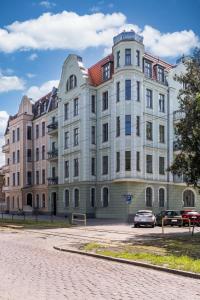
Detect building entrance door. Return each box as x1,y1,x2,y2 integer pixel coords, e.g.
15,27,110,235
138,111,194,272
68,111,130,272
52,192,57,215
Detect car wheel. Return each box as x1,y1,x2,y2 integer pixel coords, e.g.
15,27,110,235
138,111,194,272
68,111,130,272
134,224,138,228
151,224,155,228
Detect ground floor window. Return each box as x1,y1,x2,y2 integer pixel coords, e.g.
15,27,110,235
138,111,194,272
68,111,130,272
35,194,40,208
146,187,153,207
159,188,165,207
91,188,96,208
74,188,79,208
27,193,32,207
102,187,109,207
183,189,195,207
64,189,70,207
42,194,46,208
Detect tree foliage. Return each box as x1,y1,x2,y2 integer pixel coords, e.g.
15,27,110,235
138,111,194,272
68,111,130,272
169,48,200,188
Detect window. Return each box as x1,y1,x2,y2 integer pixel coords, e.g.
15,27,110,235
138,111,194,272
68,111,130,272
136,116,140,136
183,190,195,207
74,188,79,208
42,169,45,184
36,124,39,139
52,167,56,178
64,103,69,120
27,149,32,162
159,94,165,112
125,151,131,171
74,158,79,177
36,148,39,161
91,157,96,176
146,89,153,108
91,126,96,145
157,66,165,83
64,189,70,207
136,50,140,66
27,172,32,185
159,125,165,143
13,152,15,164
91,95,96,113
74,128,79,146
64,161,69,179
36,170,40,185
116,50,120,67
102,123,108,142
66,74,77,91
17,128,20,141
125,80,131,100
116,152,120,172
125,49,131,65
36,194,40,209
91,188,96,208
144,60,152,78
146,187,153,207
146,155,153,173
42,145,45,160
136,152,140,171
42,122,45,136
64,131,69,149
146,122,153,141
13,173,15,186
103,63,110,81
74,98,79,116
116,116,120,137
102,156,108,175
116,82,120,102
17,150,20,163
17,172,20,186
27,126,32,140
42,194,46,208
125,115,131,135
159,157,165,175
102,91,108,111
102,187,109,207
159,188,165,207
136,81,140,101
27,193,32,207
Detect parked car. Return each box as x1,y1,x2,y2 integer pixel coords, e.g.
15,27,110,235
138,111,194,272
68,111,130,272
180,210,200,226
134,210,156,228
156,210,182,226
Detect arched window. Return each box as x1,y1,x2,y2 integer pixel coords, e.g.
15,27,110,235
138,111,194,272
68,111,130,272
74,188,79,208
183,190,195,207
159,188,165,207
66,75,77,91
42,194,46,208
64,189,70,207
146,187,153,207
102,187,109,207
27,193,32,207
91,188,96,208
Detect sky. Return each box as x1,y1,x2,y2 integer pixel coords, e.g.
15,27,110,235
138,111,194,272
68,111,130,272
0,0,199,164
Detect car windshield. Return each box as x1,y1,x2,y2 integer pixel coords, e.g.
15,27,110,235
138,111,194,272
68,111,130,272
137,211,152,216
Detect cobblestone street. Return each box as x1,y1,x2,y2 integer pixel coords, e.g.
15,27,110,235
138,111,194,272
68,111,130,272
0,227,200,300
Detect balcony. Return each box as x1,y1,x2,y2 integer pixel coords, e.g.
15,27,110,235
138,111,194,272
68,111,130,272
173,110,185,121
47,177,58,185
2,185,10,192
47,121,58,134
47,149,58,160
2,143,10,153
2,165,10,174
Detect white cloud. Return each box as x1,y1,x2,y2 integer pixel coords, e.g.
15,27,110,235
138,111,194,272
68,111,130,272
0,11,198,58
26,73,36,78
39,1,56,9
0,75,25,93
26,79,59,101
0,111,9,166
28,53,38,61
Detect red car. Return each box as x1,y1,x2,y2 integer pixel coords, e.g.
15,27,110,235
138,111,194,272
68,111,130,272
180,210,200,226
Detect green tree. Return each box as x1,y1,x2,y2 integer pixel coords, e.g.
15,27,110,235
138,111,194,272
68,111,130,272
169,48,200,188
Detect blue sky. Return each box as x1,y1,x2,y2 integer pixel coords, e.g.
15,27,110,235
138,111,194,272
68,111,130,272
0,0,199,149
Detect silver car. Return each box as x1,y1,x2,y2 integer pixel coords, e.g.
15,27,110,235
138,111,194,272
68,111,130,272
134,210,156,228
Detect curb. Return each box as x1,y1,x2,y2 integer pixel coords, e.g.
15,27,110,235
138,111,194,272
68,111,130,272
54,246,200,280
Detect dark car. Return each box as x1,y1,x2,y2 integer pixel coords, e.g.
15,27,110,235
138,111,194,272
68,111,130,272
180,210,200,226
156,210,182,226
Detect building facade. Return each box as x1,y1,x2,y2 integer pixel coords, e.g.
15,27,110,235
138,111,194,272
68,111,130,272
3,31,200,219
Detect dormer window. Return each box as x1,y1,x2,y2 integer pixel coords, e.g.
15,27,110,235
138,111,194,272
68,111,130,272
66,74,77,91
157,66,165,83
144,60,152,78
102,63,111,81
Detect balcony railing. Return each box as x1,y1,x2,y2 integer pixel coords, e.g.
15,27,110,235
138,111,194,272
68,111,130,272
47,149,58,160
47,177,58,185
2,165,10,174
2,143,10,153
47,121,58,134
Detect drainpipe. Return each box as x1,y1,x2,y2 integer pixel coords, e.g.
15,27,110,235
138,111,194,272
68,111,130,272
167,87,170,210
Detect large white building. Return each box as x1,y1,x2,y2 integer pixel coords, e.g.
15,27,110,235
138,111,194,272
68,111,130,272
46,31,200,219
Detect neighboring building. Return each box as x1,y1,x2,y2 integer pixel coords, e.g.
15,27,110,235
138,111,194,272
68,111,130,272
3,31,199,219
0,168,5,210
2,89,58,213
